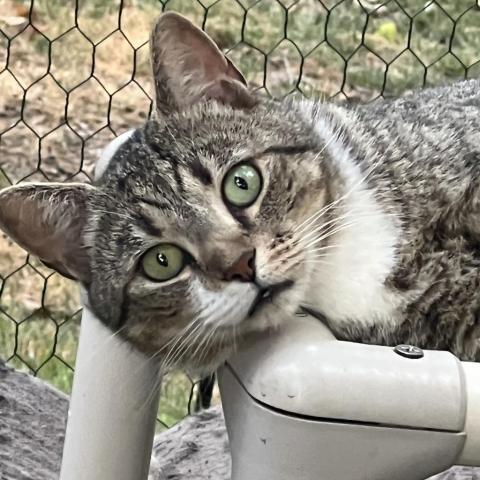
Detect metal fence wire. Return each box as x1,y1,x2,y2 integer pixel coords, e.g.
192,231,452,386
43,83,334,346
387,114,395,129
0,0,479,428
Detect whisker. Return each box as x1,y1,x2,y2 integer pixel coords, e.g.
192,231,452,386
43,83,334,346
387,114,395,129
301,219,362,251
162,319,205,371
293,210,355,247
293,152,383,236
302,211,399,252
188,324,215,363
115,320,200,403
301,258,337,267
293,196,342,236
307,244,341,254
197,325,219,369
151,319,200,364
295,208,397,247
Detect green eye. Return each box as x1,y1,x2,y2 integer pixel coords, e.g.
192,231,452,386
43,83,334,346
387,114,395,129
223,164,262,208
141,244,185,282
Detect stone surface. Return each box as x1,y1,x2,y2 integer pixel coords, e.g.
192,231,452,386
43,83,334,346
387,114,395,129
0,361,67,480
0,359,478,480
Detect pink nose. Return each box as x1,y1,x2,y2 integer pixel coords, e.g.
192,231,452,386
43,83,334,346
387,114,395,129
223,250,255,282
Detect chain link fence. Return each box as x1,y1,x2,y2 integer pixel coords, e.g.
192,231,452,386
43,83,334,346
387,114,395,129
0,0,479,429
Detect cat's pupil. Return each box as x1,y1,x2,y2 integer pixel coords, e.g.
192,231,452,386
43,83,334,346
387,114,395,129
157,253,169,267
235,176,248,190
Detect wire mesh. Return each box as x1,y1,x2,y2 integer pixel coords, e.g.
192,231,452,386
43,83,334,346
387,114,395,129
0,0,479,429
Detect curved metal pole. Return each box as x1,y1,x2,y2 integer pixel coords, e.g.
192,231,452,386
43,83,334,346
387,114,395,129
59,304,161,480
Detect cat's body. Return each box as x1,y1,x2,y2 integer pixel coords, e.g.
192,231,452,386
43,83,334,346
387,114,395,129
0,13,479,370
305,81,480,360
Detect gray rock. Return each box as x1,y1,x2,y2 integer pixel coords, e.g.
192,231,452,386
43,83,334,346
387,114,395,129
0,361,68,480
149,408,230,480
0,360,478,480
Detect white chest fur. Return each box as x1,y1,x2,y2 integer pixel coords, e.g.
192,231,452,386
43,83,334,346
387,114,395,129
304,110,401,329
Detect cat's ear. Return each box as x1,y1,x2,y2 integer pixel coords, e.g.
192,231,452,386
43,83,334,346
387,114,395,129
150,12,256,115
0,183,95,283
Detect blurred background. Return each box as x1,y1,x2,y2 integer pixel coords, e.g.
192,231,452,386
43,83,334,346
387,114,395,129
0,0,479,429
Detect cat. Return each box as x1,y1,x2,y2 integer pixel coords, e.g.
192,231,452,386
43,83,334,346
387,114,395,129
0,12,479,374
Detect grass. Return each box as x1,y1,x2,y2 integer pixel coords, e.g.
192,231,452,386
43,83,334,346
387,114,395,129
0,0,479,427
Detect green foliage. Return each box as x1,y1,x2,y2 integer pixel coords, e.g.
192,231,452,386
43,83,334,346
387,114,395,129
158,372,196,429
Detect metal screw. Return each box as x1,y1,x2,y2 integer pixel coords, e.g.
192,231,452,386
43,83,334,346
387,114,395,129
394,344,424,359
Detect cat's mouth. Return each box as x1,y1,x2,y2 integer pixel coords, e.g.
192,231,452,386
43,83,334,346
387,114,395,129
247,280,294,317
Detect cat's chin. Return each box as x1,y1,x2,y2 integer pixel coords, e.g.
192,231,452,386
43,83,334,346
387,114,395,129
181,299,297,374
184,322,282,375
232,290,299,339
148,281,307,374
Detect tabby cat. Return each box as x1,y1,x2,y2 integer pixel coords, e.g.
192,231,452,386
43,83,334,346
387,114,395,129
0,12,479,373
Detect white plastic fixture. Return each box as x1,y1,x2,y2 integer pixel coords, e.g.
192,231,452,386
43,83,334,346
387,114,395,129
59,306,480,480
59,304,161,480
219,314,480,480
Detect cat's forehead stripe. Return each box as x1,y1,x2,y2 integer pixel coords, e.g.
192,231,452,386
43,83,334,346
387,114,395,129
262,144,317,156
186,155,213,185
135,211,163,238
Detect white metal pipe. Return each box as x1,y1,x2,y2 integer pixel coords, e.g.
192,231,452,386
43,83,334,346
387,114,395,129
59,303,160,480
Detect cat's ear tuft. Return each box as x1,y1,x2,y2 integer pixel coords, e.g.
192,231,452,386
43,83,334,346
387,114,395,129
0,183,95,283
150,12,257,115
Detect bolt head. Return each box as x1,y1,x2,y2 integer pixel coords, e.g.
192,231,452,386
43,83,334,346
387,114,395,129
394,344,424,359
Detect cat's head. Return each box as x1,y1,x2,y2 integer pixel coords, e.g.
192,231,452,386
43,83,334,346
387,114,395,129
0,13,332,372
